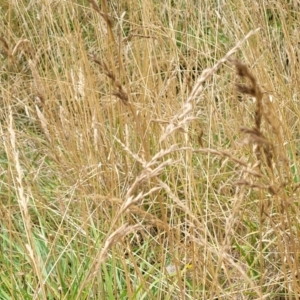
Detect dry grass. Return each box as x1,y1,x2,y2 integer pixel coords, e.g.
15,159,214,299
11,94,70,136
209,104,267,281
1,0,300,299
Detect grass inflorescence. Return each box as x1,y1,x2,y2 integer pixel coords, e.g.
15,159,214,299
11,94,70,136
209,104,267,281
1,1,300,299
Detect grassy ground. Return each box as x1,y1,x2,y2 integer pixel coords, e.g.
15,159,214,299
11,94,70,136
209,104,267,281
1,0,300,299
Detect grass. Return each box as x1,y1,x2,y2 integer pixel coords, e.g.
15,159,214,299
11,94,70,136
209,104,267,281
1,0,300,299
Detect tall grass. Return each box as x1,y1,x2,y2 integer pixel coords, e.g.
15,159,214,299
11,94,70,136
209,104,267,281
1,0,300,299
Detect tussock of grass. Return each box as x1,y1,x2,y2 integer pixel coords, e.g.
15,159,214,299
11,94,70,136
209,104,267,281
1,1,300,299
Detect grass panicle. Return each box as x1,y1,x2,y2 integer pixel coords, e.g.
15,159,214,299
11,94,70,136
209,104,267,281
1,1,300,299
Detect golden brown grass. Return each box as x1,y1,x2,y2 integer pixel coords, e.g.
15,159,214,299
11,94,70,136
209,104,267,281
1,0,300,299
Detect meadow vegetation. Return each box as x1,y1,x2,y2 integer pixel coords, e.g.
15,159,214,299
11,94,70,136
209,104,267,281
1,0,300,299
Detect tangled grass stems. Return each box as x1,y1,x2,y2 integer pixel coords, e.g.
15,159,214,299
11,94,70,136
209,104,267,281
1,1,300,299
